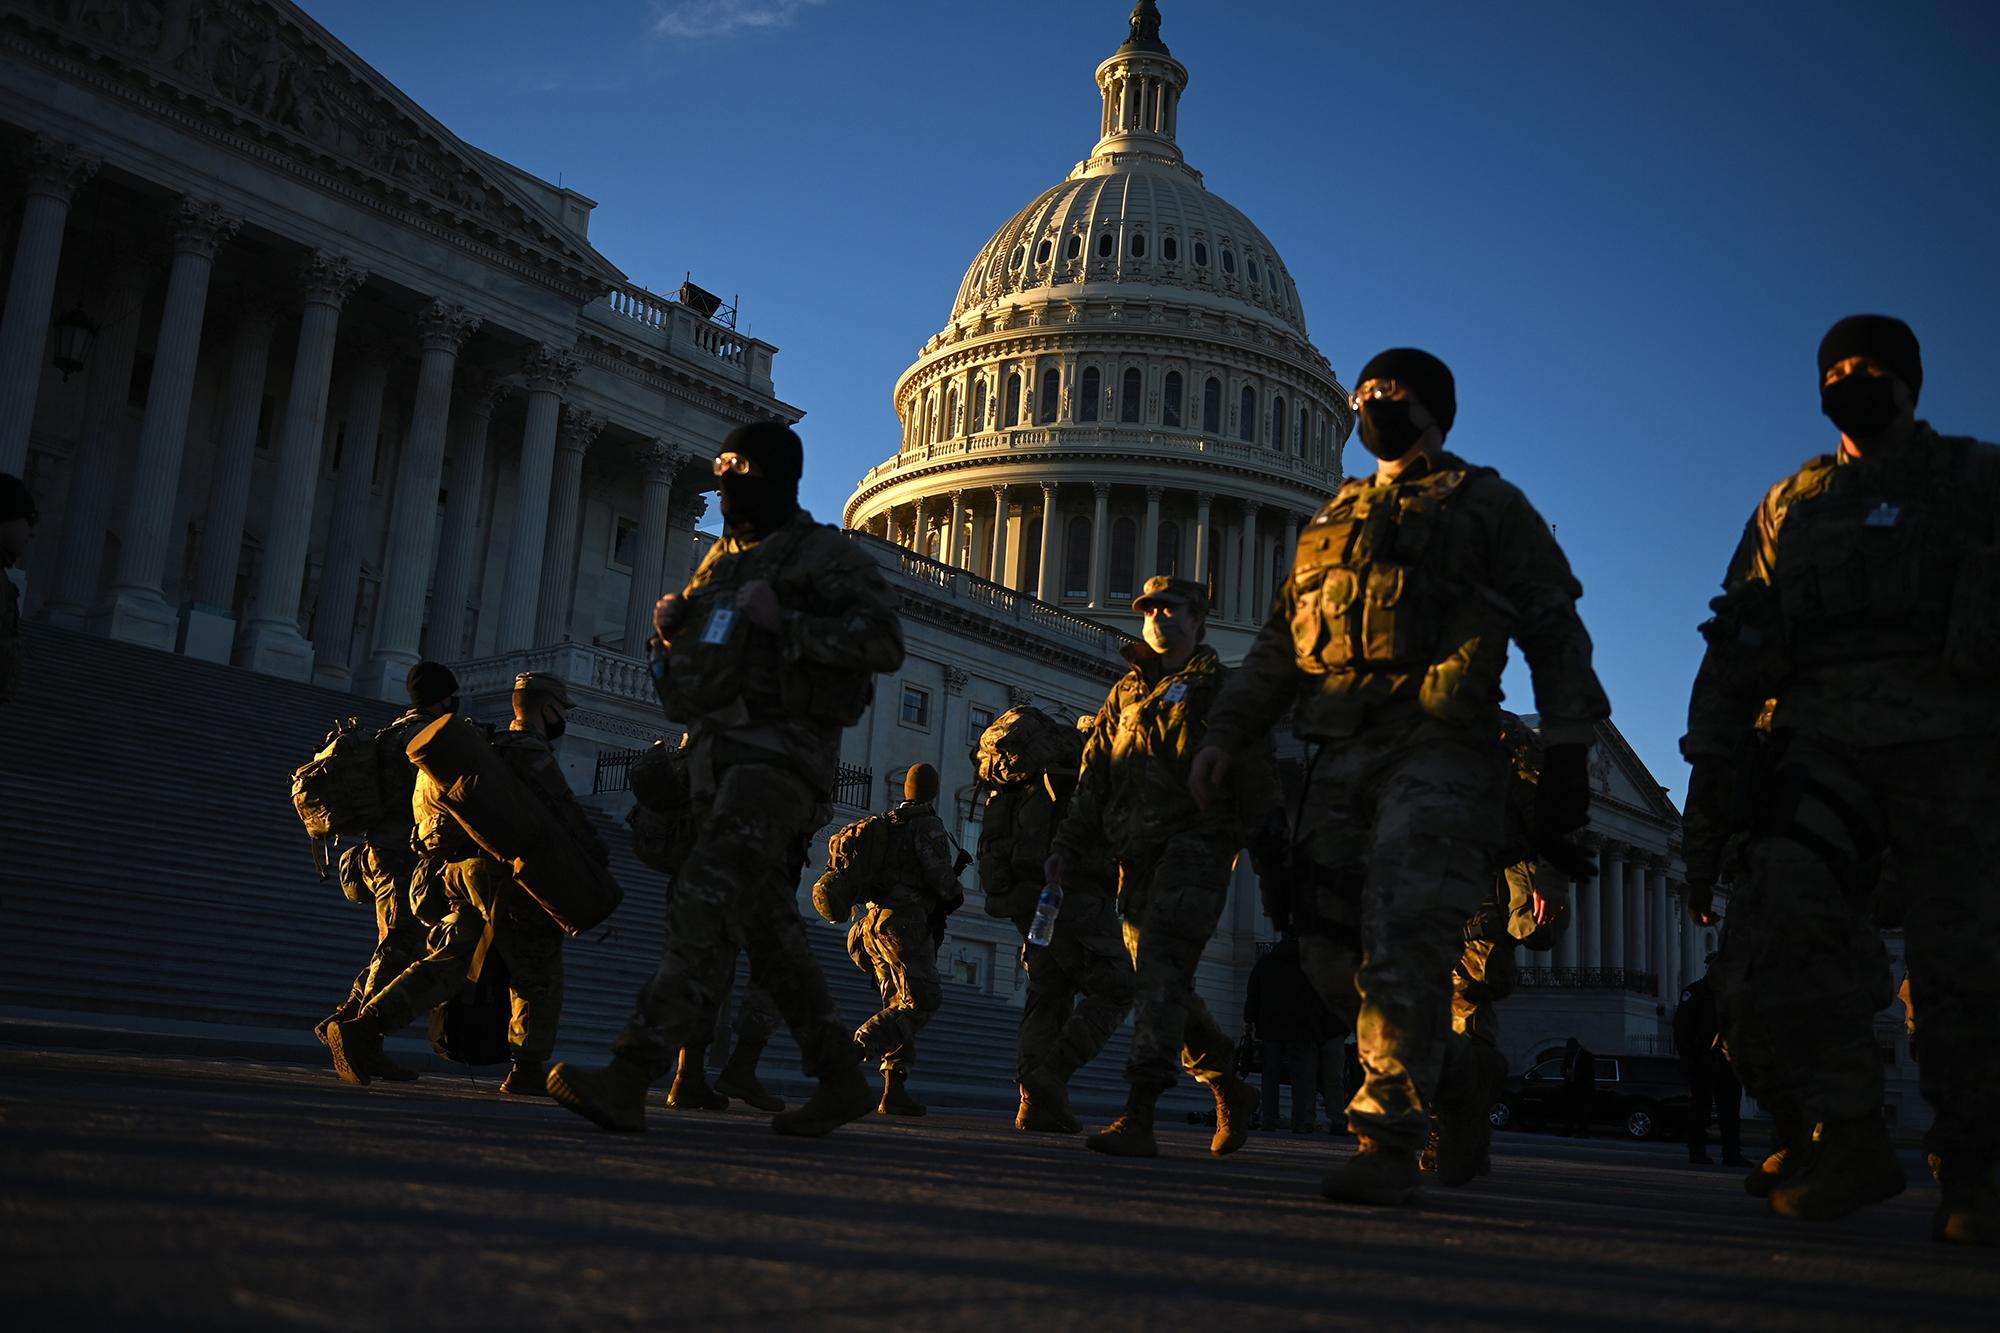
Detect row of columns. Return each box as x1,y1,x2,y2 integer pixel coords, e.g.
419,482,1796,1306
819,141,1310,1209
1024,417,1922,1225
1532,838,1706,1003
2,137,710,696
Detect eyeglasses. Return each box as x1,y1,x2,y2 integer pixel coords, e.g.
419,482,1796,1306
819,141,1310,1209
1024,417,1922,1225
1347,379,1407,413
712,452,761,477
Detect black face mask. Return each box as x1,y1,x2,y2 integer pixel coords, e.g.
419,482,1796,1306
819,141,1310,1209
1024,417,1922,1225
1820,375,1901,439
718,473,798,533
544,711,568,742
1357,399,1426,460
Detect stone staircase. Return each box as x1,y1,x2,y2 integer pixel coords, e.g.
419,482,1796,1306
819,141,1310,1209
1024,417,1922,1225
0,624,1200,1117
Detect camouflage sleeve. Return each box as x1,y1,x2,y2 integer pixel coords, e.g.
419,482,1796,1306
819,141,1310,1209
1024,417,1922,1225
779,539,906,675
1483,483,1611,746
1202,580,1306,756
1682,500,1782,761
915,817,960,904
976,787,1017,900
1051,697,1116,862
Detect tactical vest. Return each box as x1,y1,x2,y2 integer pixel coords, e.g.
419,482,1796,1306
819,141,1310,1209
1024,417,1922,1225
1771,441,1994,671
664,520,874,727
1287,464,1499,709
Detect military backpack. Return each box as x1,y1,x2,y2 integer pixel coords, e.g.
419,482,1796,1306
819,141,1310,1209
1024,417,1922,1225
292,717,406,879
975,706,1082,787
811,809,893,923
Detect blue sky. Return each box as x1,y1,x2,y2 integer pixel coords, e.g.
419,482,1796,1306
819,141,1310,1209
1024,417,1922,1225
314,0,2000,802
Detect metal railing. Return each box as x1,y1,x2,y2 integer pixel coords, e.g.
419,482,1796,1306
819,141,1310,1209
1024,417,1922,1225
1517,966,1661,996
833,763,873,809
592,279,754,369
857,424,1336,488
594,747,641,795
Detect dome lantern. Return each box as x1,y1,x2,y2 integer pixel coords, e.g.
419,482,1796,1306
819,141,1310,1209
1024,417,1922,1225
1090,2,1189,171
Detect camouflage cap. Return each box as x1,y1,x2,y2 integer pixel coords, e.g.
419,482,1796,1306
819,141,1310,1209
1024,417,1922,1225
513,671,573,709
1132,574,1208,618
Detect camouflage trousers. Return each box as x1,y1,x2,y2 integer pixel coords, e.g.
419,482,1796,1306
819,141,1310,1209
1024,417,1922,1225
1017,889,1135,1082
362,858,566,1063
1293,722,1505,1150
613,763,855,1083
1717,733,2000,1155
1118,830,1240,1091
345,841,427,1008
706,970,782,1063
851,905,942,1074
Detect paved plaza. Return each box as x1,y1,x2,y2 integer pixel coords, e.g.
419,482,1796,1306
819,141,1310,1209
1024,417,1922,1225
2,1042,1992,1332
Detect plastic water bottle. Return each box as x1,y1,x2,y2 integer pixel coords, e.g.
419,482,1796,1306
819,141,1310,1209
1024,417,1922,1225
1026,883,1064,947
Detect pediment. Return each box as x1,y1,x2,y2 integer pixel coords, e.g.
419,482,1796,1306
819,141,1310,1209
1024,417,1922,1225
20,0,624,291
1521,713,1682,827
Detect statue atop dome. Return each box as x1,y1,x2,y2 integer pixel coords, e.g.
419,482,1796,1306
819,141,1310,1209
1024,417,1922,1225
1120,1,1168,54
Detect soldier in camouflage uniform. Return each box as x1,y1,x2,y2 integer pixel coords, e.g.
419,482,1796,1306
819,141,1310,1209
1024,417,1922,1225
310,660,465,1079
1194,349,1609,1206
0,473,33,710
1682,315,1999,1244
847,763,960,1116
550,421,905,1138
1048,575,1265,1159
329,671,602,1096
989,736,1136,1135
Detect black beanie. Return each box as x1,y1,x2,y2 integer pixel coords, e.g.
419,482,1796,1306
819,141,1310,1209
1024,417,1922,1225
721,420,804,484
1357,348,1456,437
0,472,35,525
406,659,459,709
904,763,940,802
1818,314,1922,400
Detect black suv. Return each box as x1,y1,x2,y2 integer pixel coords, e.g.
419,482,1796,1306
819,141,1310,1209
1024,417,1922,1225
1492,1053,1698,1140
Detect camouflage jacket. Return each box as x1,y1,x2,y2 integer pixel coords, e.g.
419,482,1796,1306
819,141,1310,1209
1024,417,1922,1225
1055,642,1264,862
654,509,904,797
363,707,432,860
1204,451,1609,754
412,723,608,869
0,565,21,707
865,799,961,913
1684,424,2000,758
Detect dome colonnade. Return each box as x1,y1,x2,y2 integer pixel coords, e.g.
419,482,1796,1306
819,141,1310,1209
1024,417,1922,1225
844,1,1354,643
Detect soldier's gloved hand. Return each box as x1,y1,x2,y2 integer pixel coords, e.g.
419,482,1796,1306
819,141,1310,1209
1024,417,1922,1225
953,848,974,876
1680,757,1732,884
1684,874,1721,927
653,592,687,646
1532,743,1591,858
736,578,782,631
1189,745,1233,812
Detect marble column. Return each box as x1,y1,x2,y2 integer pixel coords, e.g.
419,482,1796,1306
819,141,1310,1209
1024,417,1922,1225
1237,502,1261,621
180,299,280,661
43,259,149,627
1193,490,1213,580
1626,858,1650,985
1680,903,1703,991
237,250,366,678
945,489,965,567
494,345,578,652
532,405,605,646
0,137,98,474
1087,481,1110,608
359,301,479,697
990,485,1010,585
912,495,930,557
309,356,389,688
99,198,239,649
1141,485,1162,579
1577,837,1602,970
1601,842,1627,975
422,374,506,663
1650,862,1673,1003
623,440,682,655
1664,879,1683,994
1036,483,1058,602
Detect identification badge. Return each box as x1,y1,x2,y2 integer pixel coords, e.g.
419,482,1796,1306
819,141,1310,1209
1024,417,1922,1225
1864,502,1902,528
1162,682,1188,703
700,601,738,645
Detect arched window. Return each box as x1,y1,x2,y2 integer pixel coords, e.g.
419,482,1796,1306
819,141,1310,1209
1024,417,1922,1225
1162,235,1179,263
1157,520,1182,577
925,523,942,561
1222,247,1237,274
1120,367,1143,422
1021,504,1044,591
1035,238,1052,266
1162,370,1183,427
925,391,938,445
1240,385,1257,441
1037,367,1060,425
1110,516,1137,599
1296,404,1309,456
1003,372,1021,427
1079,366,1100,422
1271,394,1286,450
972,378,988,432
1249,256,1262,284
1202,376,1222,433
946,386,960,439
1130,232,1147,259
1097,232,1115,258
1065,234,1082,260
1064,515,1091,598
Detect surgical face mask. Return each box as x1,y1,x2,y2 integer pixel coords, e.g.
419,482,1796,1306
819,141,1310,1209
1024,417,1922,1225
1820,374,1901,439
1357,399,1425,460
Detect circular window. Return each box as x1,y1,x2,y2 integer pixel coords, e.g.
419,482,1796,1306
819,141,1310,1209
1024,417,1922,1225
1193,240,1208,267
1035,238,1052,265
1130,233,1147,258
1162,235,1179,262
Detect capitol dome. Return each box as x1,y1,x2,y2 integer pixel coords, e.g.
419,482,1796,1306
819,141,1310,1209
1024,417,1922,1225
845,1,1354,656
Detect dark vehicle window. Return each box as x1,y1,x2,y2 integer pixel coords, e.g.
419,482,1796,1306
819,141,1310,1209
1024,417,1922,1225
1526,1058,1564,1082
1595,1058,1618,1081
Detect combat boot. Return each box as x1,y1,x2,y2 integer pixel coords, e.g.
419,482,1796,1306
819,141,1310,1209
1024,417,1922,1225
314,997,360,1047
1768,1114,1906,1221
1018,1063,1082,1134
1209,1075,1259,1156
326,1013,387,1087
1321,1136,1423,1206
666,1047,729,1110
1086,1085,1162,1158
1744,1108,1811,1197
500,1060,549,1097
714,1037,785,1113
548,1058,653,1133
878,1068,928,1116
1932,1155,1998,1247
772,1058,875,1137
